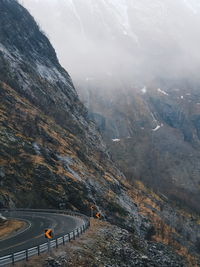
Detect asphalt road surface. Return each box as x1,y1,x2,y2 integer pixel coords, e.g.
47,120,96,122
0,211,83,257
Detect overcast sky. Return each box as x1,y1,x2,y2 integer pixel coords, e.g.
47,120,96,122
20,0,200,89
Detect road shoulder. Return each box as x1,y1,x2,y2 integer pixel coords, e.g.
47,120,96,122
0,219,27,241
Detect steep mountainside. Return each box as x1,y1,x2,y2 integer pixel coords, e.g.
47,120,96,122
1,1,200,266
21,0,200,216
84,82,200,215
0,0,132,224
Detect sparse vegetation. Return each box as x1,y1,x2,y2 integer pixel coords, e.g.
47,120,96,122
0,219,26,240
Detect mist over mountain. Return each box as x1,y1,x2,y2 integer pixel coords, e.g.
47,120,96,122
1,1,200,265
19,0,200,213
20,0,200,86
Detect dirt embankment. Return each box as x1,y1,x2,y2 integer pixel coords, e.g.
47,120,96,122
0,219,26,240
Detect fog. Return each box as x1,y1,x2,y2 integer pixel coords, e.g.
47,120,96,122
19,0,200,90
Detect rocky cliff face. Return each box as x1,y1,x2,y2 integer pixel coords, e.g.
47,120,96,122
83,82,200,216
0,0,134,224
0,1,200,266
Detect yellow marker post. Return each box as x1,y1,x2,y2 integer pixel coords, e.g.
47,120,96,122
45,229,53,239
45,229,53,253
95,212,101,219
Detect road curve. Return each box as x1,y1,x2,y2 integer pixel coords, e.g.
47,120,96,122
0,211,84,257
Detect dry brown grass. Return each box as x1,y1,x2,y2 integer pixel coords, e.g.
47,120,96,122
0,219,26,240
128,180,199,267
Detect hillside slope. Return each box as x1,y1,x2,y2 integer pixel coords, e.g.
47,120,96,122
20,0,200,215
85,83,200,215
0,1,200,266
0,0,133,225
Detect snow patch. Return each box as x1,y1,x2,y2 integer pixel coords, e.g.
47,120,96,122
0,214,7,221
152,123,163,132
157,88,168,96
66,0,86,38
111,0,130,32
152,125,160,131
184,0,198,14
105,0,139,44
141,86,147,94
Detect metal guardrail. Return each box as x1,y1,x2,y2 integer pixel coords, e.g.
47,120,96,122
0,209,90,266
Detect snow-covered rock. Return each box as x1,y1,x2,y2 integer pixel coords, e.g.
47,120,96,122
157,88,168,96
112,138,121,142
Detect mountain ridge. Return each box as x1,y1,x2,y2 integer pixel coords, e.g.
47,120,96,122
0,1,200,266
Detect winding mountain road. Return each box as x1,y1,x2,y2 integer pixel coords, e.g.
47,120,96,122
0,210,83,257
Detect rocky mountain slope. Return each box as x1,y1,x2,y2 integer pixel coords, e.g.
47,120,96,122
20,0,200,214
0,0,132,224
21,0,200,216
0,0,200,266
84,82,200,216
